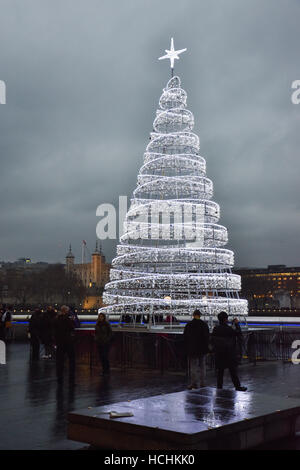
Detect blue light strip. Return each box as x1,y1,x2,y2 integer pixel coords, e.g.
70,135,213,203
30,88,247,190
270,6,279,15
11,321,300,327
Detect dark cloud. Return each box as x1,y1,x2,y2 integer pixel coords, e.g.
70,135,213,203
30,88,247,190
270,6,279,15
0,0,299,267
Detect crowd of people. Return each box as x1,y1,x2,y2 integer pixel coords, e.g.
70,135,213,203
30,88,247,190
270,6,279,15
0,304,114,385
27,306,113,384
28,306,80,358
1,305,247,391
27,305,81,384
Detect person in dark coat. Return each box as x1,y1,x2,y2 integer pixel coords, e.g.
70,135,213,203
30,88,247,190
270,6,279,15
28,308,42,360
53,305,76,384
184,309,210,389
95,313,113,376
40,306,56,358
212,311,247,391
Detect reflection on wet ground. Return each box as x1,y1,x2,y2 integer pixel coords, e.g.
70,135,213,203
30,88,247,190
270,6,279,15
1,342,300,449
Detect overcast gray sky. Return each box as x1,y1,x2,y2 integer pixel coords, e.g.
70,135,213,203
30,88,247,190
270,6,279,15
0,0,299,268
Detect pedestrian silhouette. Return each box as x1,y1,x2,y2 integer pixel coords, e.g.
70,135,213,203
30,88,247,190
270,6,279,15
212,312,247,391
184,309,209,389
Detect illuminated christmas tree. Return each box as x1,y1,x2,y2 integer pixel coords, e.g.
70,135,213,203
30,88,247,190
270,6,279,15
100,39,248,327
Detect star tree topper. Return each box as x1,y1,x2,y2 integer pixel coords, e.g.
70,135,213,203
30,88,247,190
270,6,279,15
158,38,187,72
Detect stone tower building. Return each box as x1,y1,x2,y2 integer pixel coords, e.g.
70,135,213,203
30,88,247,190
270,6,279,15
65,242,110,290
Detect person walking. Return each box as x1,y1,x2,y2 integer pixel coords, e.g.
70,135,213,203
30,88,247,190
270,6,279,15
53,305,76,385
95,313,113,376
28,308,42,361
212,311,247,391
184,309,210,390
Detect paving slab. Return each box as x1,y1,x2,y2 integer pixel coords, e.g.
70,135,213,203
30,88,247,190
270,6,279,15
68,387,300,450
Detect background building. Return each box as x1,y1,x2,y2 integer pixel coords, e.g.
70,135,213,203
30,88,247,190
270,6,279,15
0,258,85,307
65,242,111,309
234,265,300,314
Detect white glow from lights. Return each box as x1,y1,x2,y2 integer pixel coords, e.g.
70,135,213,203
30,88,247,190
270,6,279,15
99,74,248,324
158,38,187,69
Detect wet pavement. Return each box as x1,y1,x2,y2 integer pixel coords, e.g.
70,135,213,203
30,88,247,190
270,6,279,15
69,387,300,450
1,342,300,449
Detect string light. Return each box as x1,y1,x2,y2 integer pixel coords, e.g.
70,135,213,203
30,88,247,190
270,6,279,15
99,75,248,323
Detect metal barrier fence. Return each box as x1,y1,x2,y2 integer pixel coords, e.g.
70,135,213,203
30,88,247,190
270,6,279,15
74,328,300,372
243,329,300,364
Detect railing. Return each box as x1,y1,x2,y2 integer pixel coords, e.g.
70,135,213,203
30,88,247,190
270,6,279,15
243,329,300,363
74,328,300,373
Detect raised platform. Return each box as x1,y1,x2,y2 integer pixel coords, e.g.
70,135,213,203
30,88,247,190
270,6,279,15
68,387,300,450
